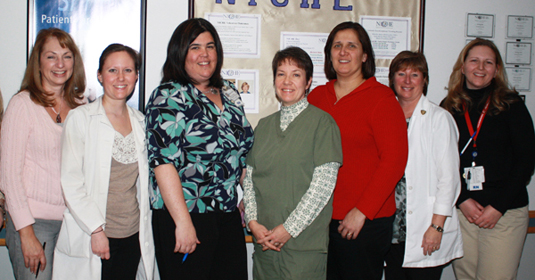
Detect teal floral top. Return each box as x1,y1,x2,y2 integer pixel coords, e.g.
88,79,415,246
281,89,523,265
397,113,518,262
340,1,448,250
145,80,254,213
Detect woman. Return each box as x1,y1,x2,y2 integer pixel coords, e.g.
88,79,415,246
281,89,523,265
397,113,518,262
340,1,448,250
383,51,463,279
307,21,408,280
240,82,250,94
145,18,253,280
0,28,85,280
243,47,343,279
442,38,535,280
53,44,156,280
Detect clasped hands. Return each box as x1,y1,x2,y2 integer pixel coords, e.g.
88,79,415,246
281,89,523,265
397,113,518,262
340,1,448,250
249,221,291,252
459,198,502,229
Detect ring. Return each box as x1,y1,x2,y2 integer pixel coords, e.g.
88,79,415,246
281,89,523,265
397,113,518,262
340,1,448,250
347,233,352,236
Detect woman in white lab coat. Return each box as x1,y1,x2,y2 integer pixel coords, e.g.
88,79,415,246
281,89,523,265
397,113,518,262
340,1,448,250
384,51,463,280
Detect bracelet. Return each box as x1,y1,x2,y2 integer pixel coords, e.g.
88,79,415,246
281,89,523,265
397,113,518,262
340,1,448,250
91,228,104,235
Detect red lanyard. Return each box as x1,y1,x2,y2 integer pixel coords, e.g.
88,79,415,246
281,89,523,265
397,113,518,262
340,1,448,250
464,96,491,148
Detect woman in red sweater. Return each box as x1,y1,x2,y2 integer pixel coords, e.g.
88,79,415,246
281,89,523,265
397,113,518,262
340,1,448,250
308,21,408,280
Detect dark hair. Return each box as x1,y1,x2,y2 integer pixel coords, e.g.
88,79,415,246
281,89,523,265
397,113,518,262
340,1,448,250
20,28,85,108
442,38,518,115
98,43,140,74
388,51,429,96
161,18,224,88
324,22,375,80
271,46,314,89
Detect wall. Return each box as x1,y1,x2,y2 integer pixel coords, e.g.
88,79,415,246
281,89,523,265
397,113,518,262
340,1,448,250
1,1,534,279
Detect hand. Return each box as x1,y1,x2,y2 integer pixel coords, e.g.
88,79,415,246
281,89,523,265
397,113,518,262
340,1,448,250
338,207,366,240
474,205,502,229
249,221,277,251
19,225,46,274
258,224,291,252
422,226,443,256
174,220,200,254
91,228,110,260
458,198,484,223
238,200,246,227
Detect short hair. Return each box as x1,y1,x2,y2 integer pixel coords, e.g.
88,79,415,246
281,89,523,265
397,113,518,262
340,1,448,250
442,38,517,115
20,28,85,108
241,82,249,90
161,18,224,88
98,43,140,74
388,51,429,96
271,46,314,91
324,22,375,80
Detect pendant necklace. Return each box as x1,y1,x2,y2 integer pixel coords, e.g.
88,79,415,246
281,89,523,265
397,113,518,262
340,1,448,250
201,87,217,95
50,100,62,123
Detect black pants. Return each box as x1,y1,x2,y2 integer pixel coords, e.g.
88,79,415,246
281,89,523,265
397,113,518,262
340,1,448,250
152,209,247,280
101,232,141,280
384,243,445,280
327,215,395,280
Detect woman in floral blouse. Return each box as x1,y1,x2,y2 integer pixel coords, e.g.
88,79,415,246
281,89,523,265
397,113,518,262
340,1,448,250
145,18,253,280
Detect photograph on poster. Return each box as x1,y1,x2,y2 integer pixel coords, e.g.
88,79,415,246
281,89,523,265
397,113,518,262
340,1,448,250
506,67,532,91
28,0,145,110
221,69,259,113
206,13,262,58
466,13,495,38
505,42,532,65
360,16,411,59
507,15,534,39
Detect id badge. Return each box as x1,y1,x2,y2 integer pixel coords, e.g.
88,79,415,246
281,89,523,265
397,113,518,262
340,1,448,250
463,166,485,191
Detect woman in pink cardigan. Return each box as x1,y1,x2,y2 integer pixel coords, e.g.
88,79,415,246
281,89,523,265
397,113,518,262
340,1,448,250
0,28,85,280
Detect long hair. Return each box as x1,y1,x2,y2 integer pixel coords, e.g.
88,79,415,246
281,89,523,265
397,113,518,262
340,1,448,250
442,38,518,115
388,51,429,96
20,28,85,108
161,18,224,88
323,21,375,80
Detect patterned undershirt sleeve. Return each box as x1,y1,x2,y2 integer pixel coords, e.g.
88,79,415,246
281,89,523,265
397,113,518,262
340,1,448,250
243,164,256,231
283,162,340,238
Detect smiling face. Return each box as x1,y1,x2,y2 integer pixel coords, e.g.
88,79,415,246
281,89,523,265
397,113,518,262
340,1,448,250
394,68,425,103
185,31,217,86
275,60,312,107
462,45,498,90
98,51,138,102
39,36,74,91
330,29,367,80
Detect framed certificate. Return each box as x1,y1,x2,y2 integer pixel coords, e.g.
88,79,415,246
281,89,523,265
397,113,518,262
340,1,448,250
466,13,495,38
507,16,534,39
28,0,147,111
505,42,532,65
505,67,531,91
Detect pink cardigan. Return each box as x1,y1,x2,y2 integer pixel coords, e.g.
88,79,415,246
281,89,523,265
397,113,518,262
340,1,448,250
1,91,66,230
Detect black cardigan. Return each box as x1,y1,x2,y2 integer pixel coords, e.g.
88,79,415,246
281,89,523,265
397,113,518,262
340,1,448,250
450,85,535,214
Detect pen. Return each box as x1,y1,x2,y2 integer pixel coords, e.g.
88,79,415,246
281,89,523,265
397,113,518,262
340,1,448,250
35,242,46,278
182,253,189,263
460,131,477,156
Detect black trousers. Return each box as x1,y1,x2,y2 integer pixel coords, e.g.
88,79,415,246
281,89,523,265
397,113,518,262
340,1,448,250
152,209,247,280
384,243,445,280
101,232,141,280
327,215,395,280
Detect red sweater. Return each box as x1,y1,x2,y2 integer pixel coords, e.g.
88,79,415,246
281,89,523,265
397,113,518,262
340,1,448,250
308,78,408,220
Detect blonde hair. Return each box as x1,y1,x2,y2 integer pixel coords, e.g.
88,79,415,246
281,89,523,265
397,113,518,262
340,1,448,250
442,38,518,115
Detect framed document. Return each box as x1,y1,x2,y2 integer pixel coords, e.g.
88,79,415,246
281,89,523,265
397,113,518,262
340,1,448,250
507,16,534,39
28,0,147,111
466,13,495,38
505,42,532,65
505,67,531,91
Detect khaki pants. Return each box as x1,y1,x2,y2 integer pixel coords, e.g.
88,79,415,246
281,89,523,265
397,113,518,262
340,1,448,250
453,206,528,280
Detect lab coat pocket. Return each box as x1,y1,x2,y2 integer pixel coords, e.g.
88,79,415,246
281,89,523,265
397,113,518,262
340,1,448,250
55,212,91,258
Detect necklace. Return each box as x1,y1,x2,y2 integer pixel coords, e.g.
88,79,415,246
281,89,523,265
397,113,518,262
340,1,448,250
50,100,62,123
201,87,217,95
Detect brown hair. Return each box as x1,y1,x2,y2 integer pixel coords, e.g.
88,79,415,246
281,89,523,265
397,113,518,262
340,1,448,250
388,51,429,96
20,28,85,108
442,38,517,115
323,21,375,80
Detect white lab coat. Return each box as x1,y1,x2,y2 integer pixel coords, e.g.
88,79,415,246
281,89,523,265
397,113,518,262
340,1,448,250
402,95,464,267
53,97,157,279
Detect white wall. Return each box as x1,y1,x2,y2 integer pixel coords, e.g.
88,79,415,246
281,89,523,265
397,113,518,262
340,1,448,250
1,1,534,279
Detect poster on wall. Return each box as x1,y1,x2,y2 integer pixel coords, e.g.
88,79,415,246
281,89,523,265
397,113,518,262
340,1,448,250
360,16,411,59
28,0,146,111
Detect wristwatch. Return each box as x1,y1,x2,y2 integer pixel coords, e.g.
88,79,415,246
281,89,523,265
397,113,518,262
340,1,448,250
430,223,444,232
